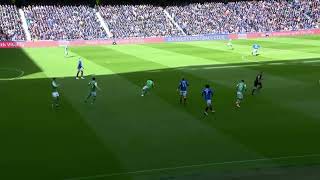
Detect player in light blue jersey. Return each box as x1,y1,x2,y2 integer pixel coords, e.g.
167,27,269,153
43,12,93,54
202,84,215,115
177,78,189,105
227,39,234,50
252,44,260,56
76,58,85,79
64,45,68,57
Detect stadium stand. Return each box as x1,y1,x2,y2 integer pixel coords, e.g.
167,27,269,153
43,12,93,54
1,0,319,41
0,5,25,41
98,5,184,38
23,5,108,40
166,0,320,35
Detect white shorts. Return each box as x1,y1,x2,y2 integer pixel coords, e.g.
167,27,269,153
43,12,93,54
52,92,59,98
253,49,258,54
78,67,84,71
237,91,243,100
91,92,97,97
206,99,212,106
180,91,187,97
142,86,149,91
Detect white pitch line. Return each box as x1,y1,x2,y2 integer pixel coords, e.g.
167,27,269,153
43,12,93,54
268,62,285,65
203,64,261,69
64,153,320,180
302,60,320,63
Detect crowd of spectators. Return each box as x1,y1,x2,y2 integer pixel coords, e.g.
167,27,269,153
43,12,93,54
1,1,320,41
0,5,25,41
99,5,183,38
166,0,320,35
23,5,108,40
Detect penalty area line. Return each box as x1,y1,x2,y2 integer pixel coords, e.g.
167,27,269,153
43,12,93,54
64,153,320,180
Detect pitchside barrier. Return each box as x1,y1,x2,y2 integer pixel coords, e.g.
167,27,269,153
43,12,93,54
1,29,320,49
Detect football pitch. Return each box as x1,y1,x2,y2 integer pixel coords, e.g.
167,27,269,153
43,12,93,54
1,35,320,180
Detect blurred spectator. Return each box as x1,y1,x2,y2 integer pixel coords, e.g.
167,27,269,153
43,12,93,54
99,5,184,38
0,5,25,41
24,5,108,40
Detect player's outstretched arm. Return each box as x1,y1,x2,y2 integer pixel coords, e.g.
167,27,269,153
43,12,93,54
53,82,59,87
95,83,102,91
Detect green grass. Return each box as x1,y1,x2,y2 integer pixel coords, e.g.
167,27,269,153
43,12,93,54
1,35,320,180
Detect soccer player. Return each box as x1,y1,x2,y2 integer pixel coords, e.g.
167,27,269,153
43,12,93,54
227,39,234,50
235,80,247,108
177,78,189,104
64,45,68,57
51,78,60,108
252,72,263,95
85,77,101,104
252,43,260,56
76,58,85,79
141,79,154,96
202,84,215,115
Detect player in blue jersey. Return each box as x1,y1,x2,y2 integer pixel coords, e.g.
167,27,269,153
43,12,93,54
202,84,215,115
64,45,68,57
252,44,260,56
76,58,85,79
177,78,189,105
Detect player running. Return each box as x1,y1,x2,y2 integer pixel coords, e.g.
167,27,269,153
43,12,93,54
177,78,189,105
85,77,101,104
141,79,154,96
51,78,60,108
235,80,247,108
202,84,215,115
252,43,260,56
64,45,68,57
252,72,263,95
227,39,234,50
76,58,85,79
